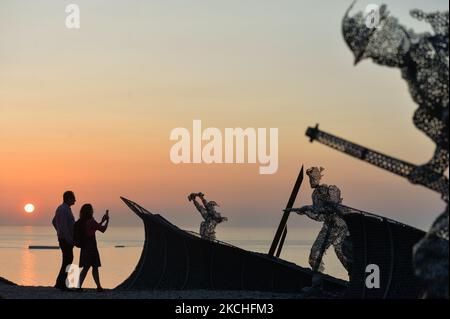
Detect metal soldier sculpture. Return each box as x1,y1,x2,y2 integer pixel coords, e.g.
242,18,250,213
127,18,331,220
342,3,449,298
287,167,353,276
343,4,449,186
188,192,228,240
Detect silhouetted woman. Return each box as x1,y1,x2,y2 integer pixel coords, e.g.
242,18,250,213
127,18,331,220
77,204,109,292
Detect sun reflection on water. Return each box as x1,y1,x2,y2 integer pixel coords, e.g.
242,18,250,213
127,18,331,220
20,226,37,286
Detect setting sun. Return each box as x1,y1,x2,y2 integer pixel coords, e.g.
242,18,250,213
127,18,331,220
24,203,35,214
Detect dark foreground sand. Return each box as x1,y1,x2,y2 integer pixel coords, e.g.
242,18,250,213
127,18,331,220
0,277,315,299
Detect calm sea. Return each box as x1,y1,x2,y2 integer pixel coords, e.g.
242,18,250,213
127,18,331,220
0,226,347,288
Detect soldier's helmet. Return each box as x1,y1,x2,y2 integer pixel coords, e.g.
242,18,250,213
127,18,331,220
342,2,390,64
207,201,220,208
306,167,325,185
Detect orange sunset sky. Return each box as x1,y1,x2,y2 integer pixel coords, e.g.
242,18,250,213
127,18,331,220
1,0,448,230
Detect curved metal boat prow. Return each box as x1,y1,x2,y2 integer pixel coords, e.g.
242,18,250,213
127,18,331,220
117,197,425,298
120,196,171,224
121,196,155,218
116,197,347,294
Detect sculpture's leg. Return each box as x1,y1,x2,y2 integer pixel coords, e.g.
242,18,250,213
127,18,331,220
334,236,353,273
309,225,332,273
200,221,207,239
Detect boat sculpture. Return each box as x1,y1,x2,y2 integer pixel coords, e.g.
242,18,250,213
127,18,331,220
116,197,425,298
116,197,346,294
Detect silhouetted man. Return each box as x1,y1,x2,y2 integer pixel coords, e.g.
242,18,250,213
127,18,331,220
52,191,76,290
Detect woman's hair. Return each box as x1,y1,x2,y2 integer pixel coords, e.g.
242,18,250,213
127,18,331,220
79,204,94,221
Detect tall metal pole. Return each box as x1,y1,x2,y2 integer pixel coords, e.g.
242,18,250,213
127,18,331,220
275,226,288,257
268,166,304,257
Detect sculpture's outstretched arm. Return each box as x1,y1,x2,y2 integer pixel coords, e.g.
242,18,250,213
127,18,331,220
214,214,228,224
287,206,326,222
198,194,209,207
191,197,208,220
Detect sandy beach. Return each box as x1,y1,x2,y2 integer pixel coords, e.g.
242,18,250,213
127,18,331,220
0,276,315,299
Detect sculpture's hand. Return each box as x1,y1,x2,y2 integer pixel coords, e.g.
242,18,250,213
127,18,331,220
407,164,441,185
284,207,308,215
188,192,204,201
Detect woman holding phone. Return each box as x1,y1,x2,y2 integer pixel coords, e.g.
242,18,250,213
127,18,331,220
77,204,109,292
